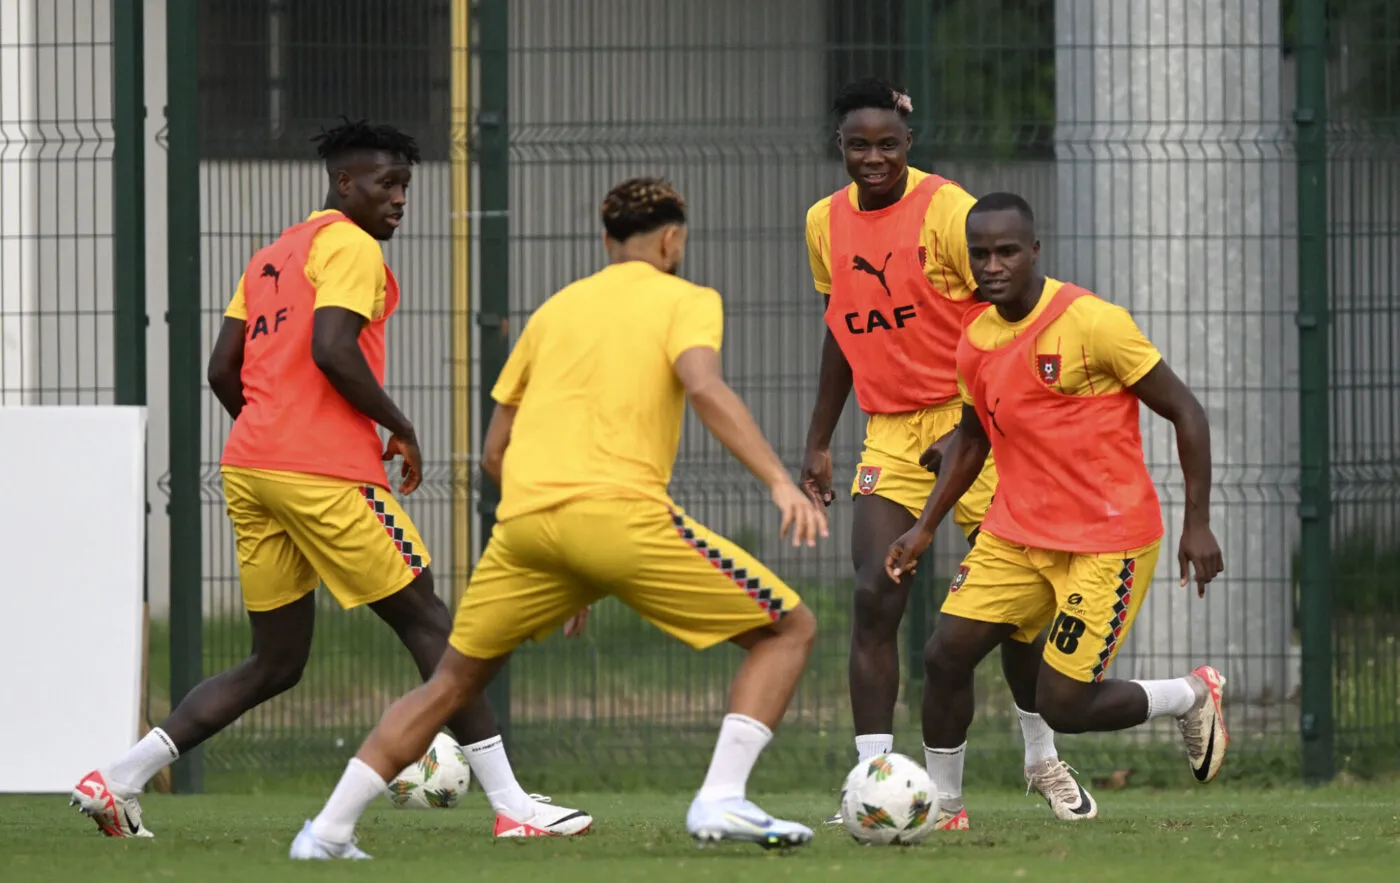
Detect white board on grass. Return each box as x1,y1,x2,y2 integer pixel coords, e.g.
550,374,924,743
0,406,147,793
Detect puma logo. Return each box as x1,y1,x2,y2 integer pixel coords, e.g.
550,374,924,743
852,252,893,297
987,397,1007,437
260,262,282,292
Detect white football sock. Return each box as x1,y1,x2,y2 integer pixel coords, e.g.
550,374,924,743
924,742,966,810
309,757,386,845
1133,677,1201,718
462,735,534,819
104,727,179,797
1016,707,1058,768
855,733,894,763
696,713,773,803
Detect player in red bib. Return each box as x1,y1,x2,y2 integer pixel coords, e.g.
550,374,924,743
886,192,1229,824
802,78,1093,827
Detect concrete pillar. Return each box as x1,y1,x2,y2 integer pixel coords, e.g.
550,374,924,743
1,0,38,404
1054,0,1298,702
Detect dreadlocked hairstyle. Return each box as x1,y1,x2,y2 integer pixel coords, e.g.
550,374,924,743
600,177,687,242
311,116,422,169
831,77,915,122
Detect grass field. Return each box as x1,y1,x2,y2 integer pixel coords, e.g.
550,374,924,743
7,783,1400,882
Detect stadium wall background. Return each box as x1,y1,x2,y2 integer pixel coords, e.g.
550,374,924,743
0,0,1395,793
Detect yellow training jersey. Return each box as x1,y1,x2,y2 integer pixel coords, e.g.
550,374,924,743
490,260,725,522
805,166,979,301
958,278,1163,403
224,209,389,323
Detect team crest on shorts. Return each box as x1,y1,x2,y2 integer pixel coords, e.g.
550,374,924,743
1037,353,1061,385
949,565,970,592
857,465,882,495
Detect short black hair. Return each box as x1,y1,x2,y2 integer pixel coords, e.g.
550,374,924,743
832,76,914,121
600,177,687,242
969,192,1036,227
311,116,421,169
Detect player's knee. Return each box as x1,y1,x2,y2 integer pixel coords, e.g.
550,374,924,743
851,569,906,638
1035,673,1093,734
779,603,818,653
250,651,307,698
922,632,975,685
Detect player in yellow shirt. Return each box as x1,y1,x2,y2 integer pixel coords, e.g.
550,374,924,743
291,177,827,860
72,119,586,843
800,77,1093,826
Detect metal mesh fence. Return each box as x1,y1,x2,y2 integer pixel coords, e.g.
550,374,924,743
5,0,1396,792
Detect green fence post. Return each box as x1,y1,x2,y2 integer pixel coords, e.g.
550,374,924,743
475,0,512,739
167,0,204,794
1293,0,1333,785
113,0,146,409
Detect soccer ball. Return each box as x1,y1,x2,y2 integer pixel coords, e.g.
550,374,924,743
384,732,472,809
839,752,936,845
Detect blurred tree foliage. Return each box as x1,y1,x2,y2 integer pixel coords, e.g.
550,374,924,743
911,0,1056,161
1283,0,1399,122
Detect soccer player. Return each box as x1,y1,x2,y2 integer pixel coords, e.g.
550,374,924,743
289,177,827,860
70,119,589,841
885,192,1229,821
801,77,1092,826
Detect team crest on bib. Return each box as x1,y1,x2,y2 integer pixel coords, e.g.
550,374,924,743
1037,354,1061,385
857,465,882,494
949,565,970,592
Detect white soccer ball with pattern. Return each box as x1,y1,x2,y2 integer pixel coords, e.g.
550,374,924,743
839,752,936,845
384,732,472,809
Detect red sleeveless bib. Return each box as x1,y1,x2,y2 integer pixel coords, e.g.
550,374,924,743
956,285,1164,553
220,212,400,488
826,175,974,414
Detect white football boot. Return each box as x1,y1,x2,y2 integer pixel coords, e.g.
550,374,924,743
1178,665,1229,783
1025,758,1098,820
492,793,593,838
289,820,372,860
687,795,813,849
70,770,155,839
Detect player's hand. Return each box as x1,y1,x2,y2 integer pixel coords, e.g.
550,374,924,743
772,480,829,547
1177,518,1223,598
563,606,590,638
800,446,834,508
919,429,957,474
885,523,934,584
383,431,423,496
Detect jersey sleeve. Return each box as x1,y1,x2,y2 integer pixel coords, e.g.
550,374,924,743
306,224,384,320
666,286,725,363
935,186,978,292
491,316,537,407
224,274,248,320
957,373,975,407
1088,301,1163,387
805,200,833,295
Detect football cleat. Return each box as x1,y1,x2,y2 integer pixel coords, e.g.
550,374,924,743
933,806,970,831
493,794,593,838
289,820,371,860
687,796,813,850
1025,758,1098,821
70,770,154,839
1179,665,1229,784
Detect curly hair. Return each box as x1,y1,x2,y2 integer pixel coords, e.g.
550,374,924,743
600,177,687,242
832,76,914,121
311,116,421,168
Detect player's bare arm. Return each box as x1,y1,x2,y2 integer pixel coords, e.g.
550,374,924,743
675,345,829,547
800,295,854,508
207,317,247,420
1129,360,1224,596
480,404,516,486
311,305,422,493
885,404,990,581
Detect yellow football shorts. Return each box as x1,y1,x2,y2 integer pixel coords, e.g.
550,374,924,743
222,467,430,613
939,529,1161,679
448,498,803,659
849,401,998,537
